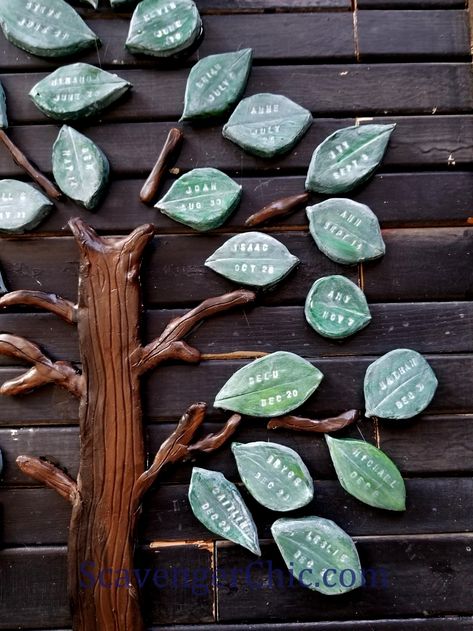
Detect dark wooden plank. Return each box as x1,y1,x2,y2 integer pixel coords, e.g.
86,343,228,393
0,544,214,628
2,477,472,545
0,13,355,72
357,10,471,58
2,117,472,180
363,227,473,302
158,620,473,631
4,64,472,126
1,302,472,369
359,0,465,6
216,535,473,621
0,354,472,424
2,171,470,235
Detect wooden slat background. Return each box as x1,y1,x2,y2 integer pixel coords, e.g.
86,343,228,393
0,0,472,629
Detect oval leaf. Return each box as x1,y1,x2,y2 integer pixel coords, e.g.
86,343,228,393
214,351,323,417
307,198,385,265
30,63,131,121
0,180,53,233
364,348,438,420
305,275,371,339
52,126,109,210
126,0,202,58
326,436,406,511
0,0,100,58
205,232,299,289
0,81,8,129
181,49,253,121
188,467,260,555
155,167,241,231
232,441,314,511
271,516,362,595
223,93,312,158
305,124,395,194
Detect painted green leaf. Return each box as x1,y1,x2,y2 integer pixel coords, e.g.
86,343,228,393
214,351,323,417
205,232,299,289
0,180,53,233
326,436,406,511
272,516,362,595
0,81,8,129
306,198,385,265
0,0,100,58
52,126,109,210
305,124,395,194
126,0,202,58
155,167,241,231
222,93,313,158
364,348,438,420
232,441,314,511
305,275,371,340
181,49,253,121
0,270,7,295
188,467,260,555
30,63,131,121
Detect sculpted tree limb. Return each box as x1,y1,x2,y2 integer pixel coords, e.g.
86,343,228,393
0,290,77,323
267,409,360,433
16,455,79,504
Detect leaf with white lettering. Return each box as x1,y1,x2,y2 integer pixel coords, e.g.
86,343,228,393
205,232,299,289
305,275,371,339
155,167,242,231
232,441,314,511
364,348,438,420
30,63,131,121
306,198,385,265
182,49,253,121
0,179,53,233
0,81,8,129
126,0,202,58
214,351,323,417
188,467,260,555
305,124,395,194
0,0,100,58
271,516,362,595
52,126,109,210
326,436,406,511
223,93,313,158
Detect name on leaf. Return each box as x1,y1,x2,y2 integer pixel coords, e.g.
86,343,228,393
200,485,251,534
350,447,399,490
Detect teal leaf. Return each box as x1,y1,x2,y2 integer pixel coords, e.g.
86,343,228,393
0,180,53,233
0,81,8,129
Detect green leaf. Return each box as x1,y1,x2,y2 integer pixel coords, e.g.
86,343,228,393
205,232,299,289
326,436,406,511
0,81,8,129
126,0,202,58
271,516,362,595
155,167,241,231
214,351,323,417
0,270,7,295
305,275,371,340
0,0,100,58
30,63,131,121
305,124,395,194
364,348,438,420
52,126,109,210
306,198,385,265
223,93,312,158
0,179,53,233
232,441,314,511
188,467,260,555
181,49,252,121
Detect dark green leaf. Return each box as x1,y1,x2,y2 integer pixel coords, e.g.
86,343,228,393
0,179,53,233
326,436,406,511
0,81,8,129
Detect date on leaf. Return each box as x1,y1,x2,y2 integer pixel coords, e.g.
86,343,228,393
326,436,406,511
214,351,323,417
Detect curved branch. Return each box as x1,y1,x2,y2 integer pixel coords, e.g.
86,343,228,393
267,409,360,433
188,414,241,453
0,290,77,324
17,455,78,504
0,334,84,397
245,192,309,227
138,289,255,374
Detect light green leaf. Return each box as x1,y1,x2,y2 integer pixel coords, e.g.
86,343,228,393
0,180,53,233
0,81,8,129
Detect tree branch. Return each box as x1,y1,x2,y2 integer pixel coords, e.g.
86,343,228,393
188,413,241,453
0,290,77,323
267,409,360,433
16,455,79,504
0,334,84,397
137,289,255,374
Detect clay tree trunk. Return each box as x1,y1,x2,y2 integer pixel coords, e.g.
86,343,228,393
0,218,254,631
